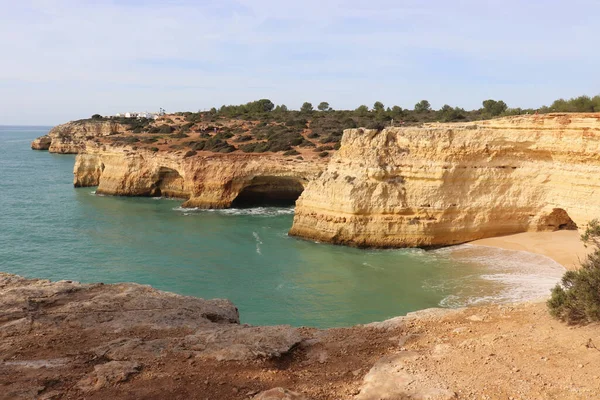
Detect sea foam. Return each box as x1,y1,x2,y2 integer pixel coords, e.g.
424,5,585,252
436,244,565,308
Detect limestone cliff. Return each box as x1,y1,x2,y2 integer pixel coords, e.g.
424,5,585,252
289,113,600,247
74,143,324,208
31,120,126,153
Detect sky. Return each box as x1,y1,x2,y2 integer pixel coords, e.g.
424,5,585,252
1,0,599,125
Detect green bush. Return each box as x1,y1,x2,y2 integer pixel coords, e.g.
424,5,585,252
149,124,174,134
188,137,236,153
234,134,253,142
548,220,600,324
150,147,159,152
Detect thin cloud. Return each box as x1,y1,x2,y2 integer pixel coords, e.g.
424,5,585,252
0,0,599,124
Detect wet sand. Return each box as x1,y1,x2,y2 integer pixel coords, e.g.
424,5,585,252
470,230,591,270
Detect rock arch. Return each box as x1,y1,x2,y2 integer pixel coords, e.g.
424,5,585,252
231,176,305,207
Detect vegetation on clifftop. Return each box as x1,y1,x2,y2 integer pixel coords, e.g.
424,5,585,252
548,219,600,324
81,94,599,155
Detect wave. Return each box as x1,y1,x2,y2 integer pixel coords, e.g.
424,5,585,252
172,206,295,217
362,262,383,271
253,232,263,255
435,244,565,308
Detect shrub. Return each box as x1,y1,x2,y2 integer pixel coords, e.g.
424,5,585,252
150,147,159,152
366,121,386,130
283,149,300,156
318,151,329,157
184,150,197,158
188,137,236,153
149,124,174,134
234,134,253,142
548,219,600,324
300,102,314,113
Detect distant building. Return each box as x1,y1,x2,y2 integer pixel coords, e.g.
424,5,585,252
115,110,164,119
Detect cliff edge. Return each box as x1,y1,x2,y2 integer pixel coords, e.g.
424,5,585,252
290,113,600,247
30,120,126,153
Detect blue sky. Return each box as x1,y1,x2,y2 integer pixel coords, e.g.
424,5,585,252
1,0,599,124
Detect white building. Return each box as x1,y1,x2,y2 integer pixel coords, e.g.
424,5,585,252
115,110,163,119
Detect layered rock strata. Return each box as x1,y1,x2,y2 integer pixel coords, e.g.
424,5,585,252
290,113,600,247
74,144,324,208
30,120,126,153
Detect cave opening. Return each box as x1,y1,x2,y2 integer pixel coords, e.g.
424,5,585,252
231,176,304,207
152,167,187,198
539,208,578,231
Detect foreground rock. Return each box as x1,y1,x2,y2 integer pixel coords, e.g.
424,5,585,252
1,273,599,399
291,113,600,247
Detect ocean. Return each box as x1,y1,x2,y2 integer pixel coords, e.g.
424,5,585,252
0,126,565,327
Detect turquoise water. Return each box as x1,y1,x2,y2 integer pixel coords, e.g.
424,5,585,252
0,127,565,327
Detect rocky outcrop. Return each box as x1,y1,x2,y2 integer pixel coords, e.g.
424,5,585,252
31,135,52,150
4,273,600,399
290,113,600,247
74,144,324,208
31,120,126,153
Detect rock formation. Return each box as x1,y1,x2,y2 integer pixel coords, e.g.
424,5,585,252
4,273,600,399
30,135,52,150
32,119,327,208
33,113,600,245
290,113,600,247
30,120,126,153
74,145,323,208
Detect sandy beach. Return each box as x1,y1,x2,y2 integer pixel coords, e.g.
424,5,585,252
470,230,591,270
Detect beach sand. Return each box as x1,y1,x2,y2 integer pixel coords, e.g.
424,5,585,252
470,230,591,270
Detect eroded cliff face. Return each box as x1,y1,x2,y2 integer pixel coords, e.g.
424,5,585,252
74,144,324,208
290,113,600,247
31,120,126,153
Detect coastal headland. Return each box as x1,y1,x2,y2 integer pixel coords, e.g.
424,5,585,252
32,112,600,251
290,114,600,248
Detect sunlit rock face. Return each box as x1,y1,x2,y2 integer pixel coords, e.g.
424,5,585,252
74,145,324,208
289,113,600,247
31,120,127,154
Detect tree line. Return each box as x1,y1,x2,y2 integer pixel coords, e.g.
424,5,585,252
193,94,600,126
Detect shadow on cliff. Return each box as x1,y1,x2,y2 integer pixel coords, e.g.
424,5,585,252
231,176,304,208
